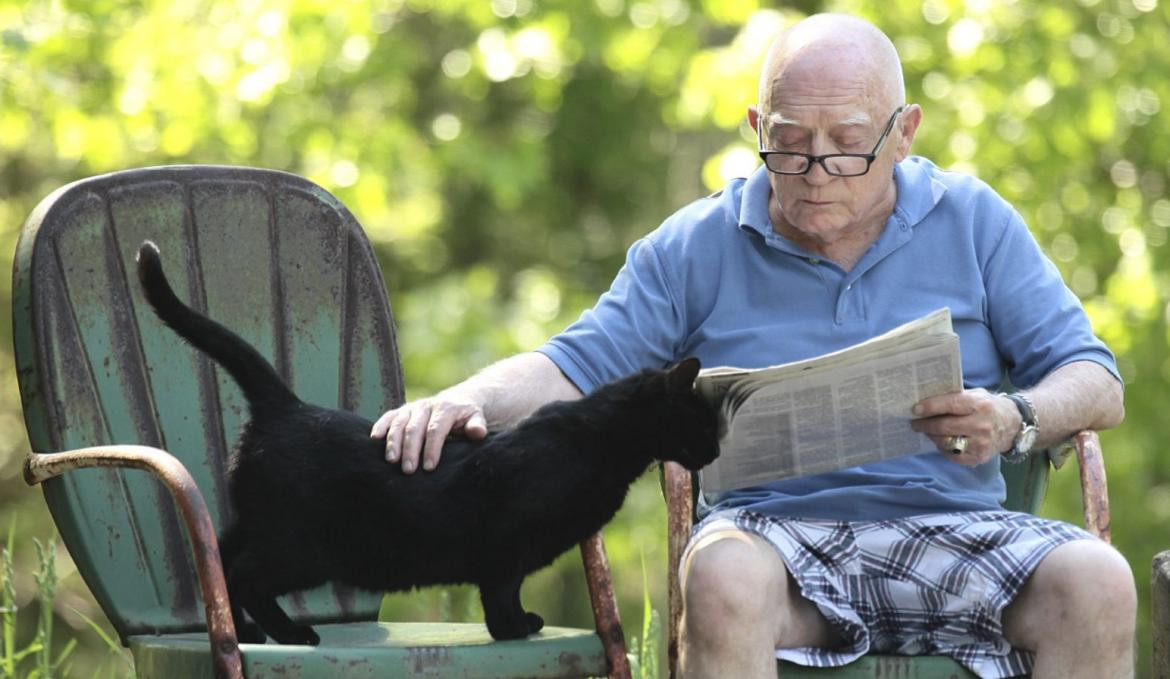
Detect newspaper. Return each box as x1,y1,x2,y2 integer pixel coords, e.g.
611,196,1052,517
695,308,963,494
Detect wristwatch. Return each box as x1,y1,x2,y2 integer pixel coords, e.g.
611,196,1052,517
1002,392,1038,464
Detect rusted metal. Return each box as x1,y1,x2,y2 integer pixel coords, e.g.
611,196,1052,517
579,533,631,679
25,446,244,679
1152,551,1170,678
662,461,692,679
1073,430,1111,543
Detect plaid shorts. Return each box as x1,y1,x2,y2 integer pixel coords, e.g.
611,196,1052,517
684,509,1097,678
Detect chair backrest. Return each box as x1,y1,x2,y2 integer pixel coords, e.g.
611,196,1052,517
13,166,404,642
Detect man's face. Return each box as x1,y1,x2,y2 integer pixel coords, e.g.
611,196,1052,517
758,53,910,241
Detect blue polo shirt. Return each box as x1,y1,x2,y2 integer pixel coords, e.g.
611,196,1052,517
537,157,1118,520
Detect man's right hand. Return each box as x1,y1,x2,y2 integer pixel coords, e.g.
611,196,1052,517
369,395,488,474
368,352,582,475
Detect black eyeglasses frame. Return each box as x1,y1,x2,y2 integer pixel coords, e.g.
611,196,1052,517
757,105,907,177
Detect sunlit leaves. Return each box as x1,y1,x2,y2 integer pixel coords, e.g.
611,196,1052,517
3,0,1170,671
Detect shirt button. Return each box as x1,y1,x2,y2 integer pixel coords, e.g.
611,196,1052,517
808,258,819,265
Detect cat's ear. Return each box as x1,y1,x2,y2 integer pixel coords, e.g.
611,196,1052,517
667,357,701,395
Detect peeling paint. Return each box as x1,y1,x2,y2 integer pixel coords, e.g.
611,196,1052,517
409,645,452,674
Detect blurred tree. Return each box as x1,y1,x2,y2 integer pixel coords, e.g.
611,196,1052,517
1,0,1167,675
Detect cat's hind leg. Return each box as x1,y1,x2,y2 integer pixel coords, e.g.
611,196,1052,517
219,527,266,644
226,548,322,646
479,574,543,640
240,596,320,646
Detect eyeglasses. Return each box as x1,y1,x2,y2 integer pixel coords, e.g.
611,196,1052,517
757,105,906,177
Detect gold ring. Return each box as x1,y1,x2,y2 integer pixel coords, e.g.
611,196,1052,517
947,435,968,454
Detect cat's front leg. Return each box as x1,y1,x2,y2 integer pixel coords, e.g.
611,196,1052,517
479,574,543,640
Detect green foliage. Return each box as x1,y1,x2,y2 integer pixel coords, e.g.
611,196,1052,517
3,0,1169,676
66,608,133,679
30,538,78,678
630,553,661,679
1,527,86,679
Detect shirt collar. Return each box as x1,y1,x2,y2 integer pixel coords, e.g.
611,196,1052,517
891,156,948,228
737,156,948,236
738,165,774,238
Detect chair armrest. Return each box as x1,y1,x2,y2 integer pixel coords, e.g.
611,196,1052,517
24,446,244,679
579,534,631,679
662,461,694,679
1067,430,1111,543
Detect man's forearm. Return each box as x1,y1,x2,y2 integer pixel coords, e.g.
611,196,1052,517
1024,360,1124,448
437,351,583,430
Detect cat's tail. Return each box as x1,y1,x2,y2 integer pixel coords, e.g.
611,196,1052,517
136,240,299,409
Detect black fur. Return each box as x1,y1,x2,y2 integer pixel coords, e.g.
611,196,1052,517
136,240,719,645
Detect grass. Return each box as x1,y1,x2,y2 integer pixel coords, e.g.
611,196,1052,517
627,553,663,679
1,519,131,679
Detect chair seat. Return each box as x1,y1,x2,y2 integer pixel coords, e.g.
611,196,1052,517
779,655,977,677
129,622,608,678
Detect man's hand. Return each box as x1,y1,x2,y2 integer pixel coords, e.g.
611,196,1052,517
910,388,1022,467
367,352,583,474
369,395,488,474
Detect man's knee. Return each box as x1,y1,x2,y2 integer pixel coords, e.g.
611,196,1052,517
1005,539,1136,650
1036,540,1135,616
680,529,842,652
681,531,786,624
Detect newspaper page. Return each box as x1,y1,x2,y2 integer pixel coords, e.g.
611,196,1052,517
696,308,962,494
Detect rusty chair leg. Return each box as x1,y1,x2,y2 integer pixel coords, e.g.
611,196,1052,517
580,533,631,679
663,461,694,679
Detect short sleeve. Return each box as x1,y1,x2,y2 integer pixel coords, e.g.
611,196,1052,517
537,238,684,394
983,210,1120,388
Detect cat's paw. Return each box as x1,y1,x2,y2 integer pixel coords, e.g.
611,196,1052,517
486,617,529,641
236,621,267,644
525,612,544,635
271,624,320,646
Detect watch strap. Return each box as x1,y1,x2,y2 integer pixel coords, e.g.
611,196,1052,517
1005,393,1037,428
1003,392,1038,462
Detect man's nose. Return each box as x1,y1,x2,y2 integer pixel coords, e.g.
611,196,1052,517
802,138,839,185
802,157,836,185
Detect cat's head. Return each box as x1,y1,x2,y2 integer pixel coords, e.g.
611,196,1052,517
653,357,720,471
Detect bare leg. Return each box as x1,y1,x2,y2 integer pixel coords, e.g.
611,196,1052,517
678,530,842,679
1002,539,1135,679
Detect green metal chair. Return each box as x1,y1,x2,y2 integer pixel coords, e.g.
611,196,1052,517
15,166,629,679
663,432,1111,678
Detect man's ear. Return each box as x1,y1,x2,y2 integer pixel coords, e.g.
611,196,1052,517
895,104,923,162
747,106,760,134
667,357,701,394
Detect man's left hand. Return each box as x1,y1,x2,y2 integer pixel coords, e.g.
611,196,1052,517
911,388,1022,467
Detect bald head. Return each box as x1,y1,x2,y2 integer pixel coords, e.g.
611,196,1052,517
759,14,904,120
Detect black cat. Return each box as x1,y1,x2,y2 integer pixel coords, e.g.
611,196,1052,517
135,241,719,646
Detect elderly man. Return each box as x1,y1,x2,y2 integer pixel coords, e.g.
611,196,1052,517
371,13,1134,679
